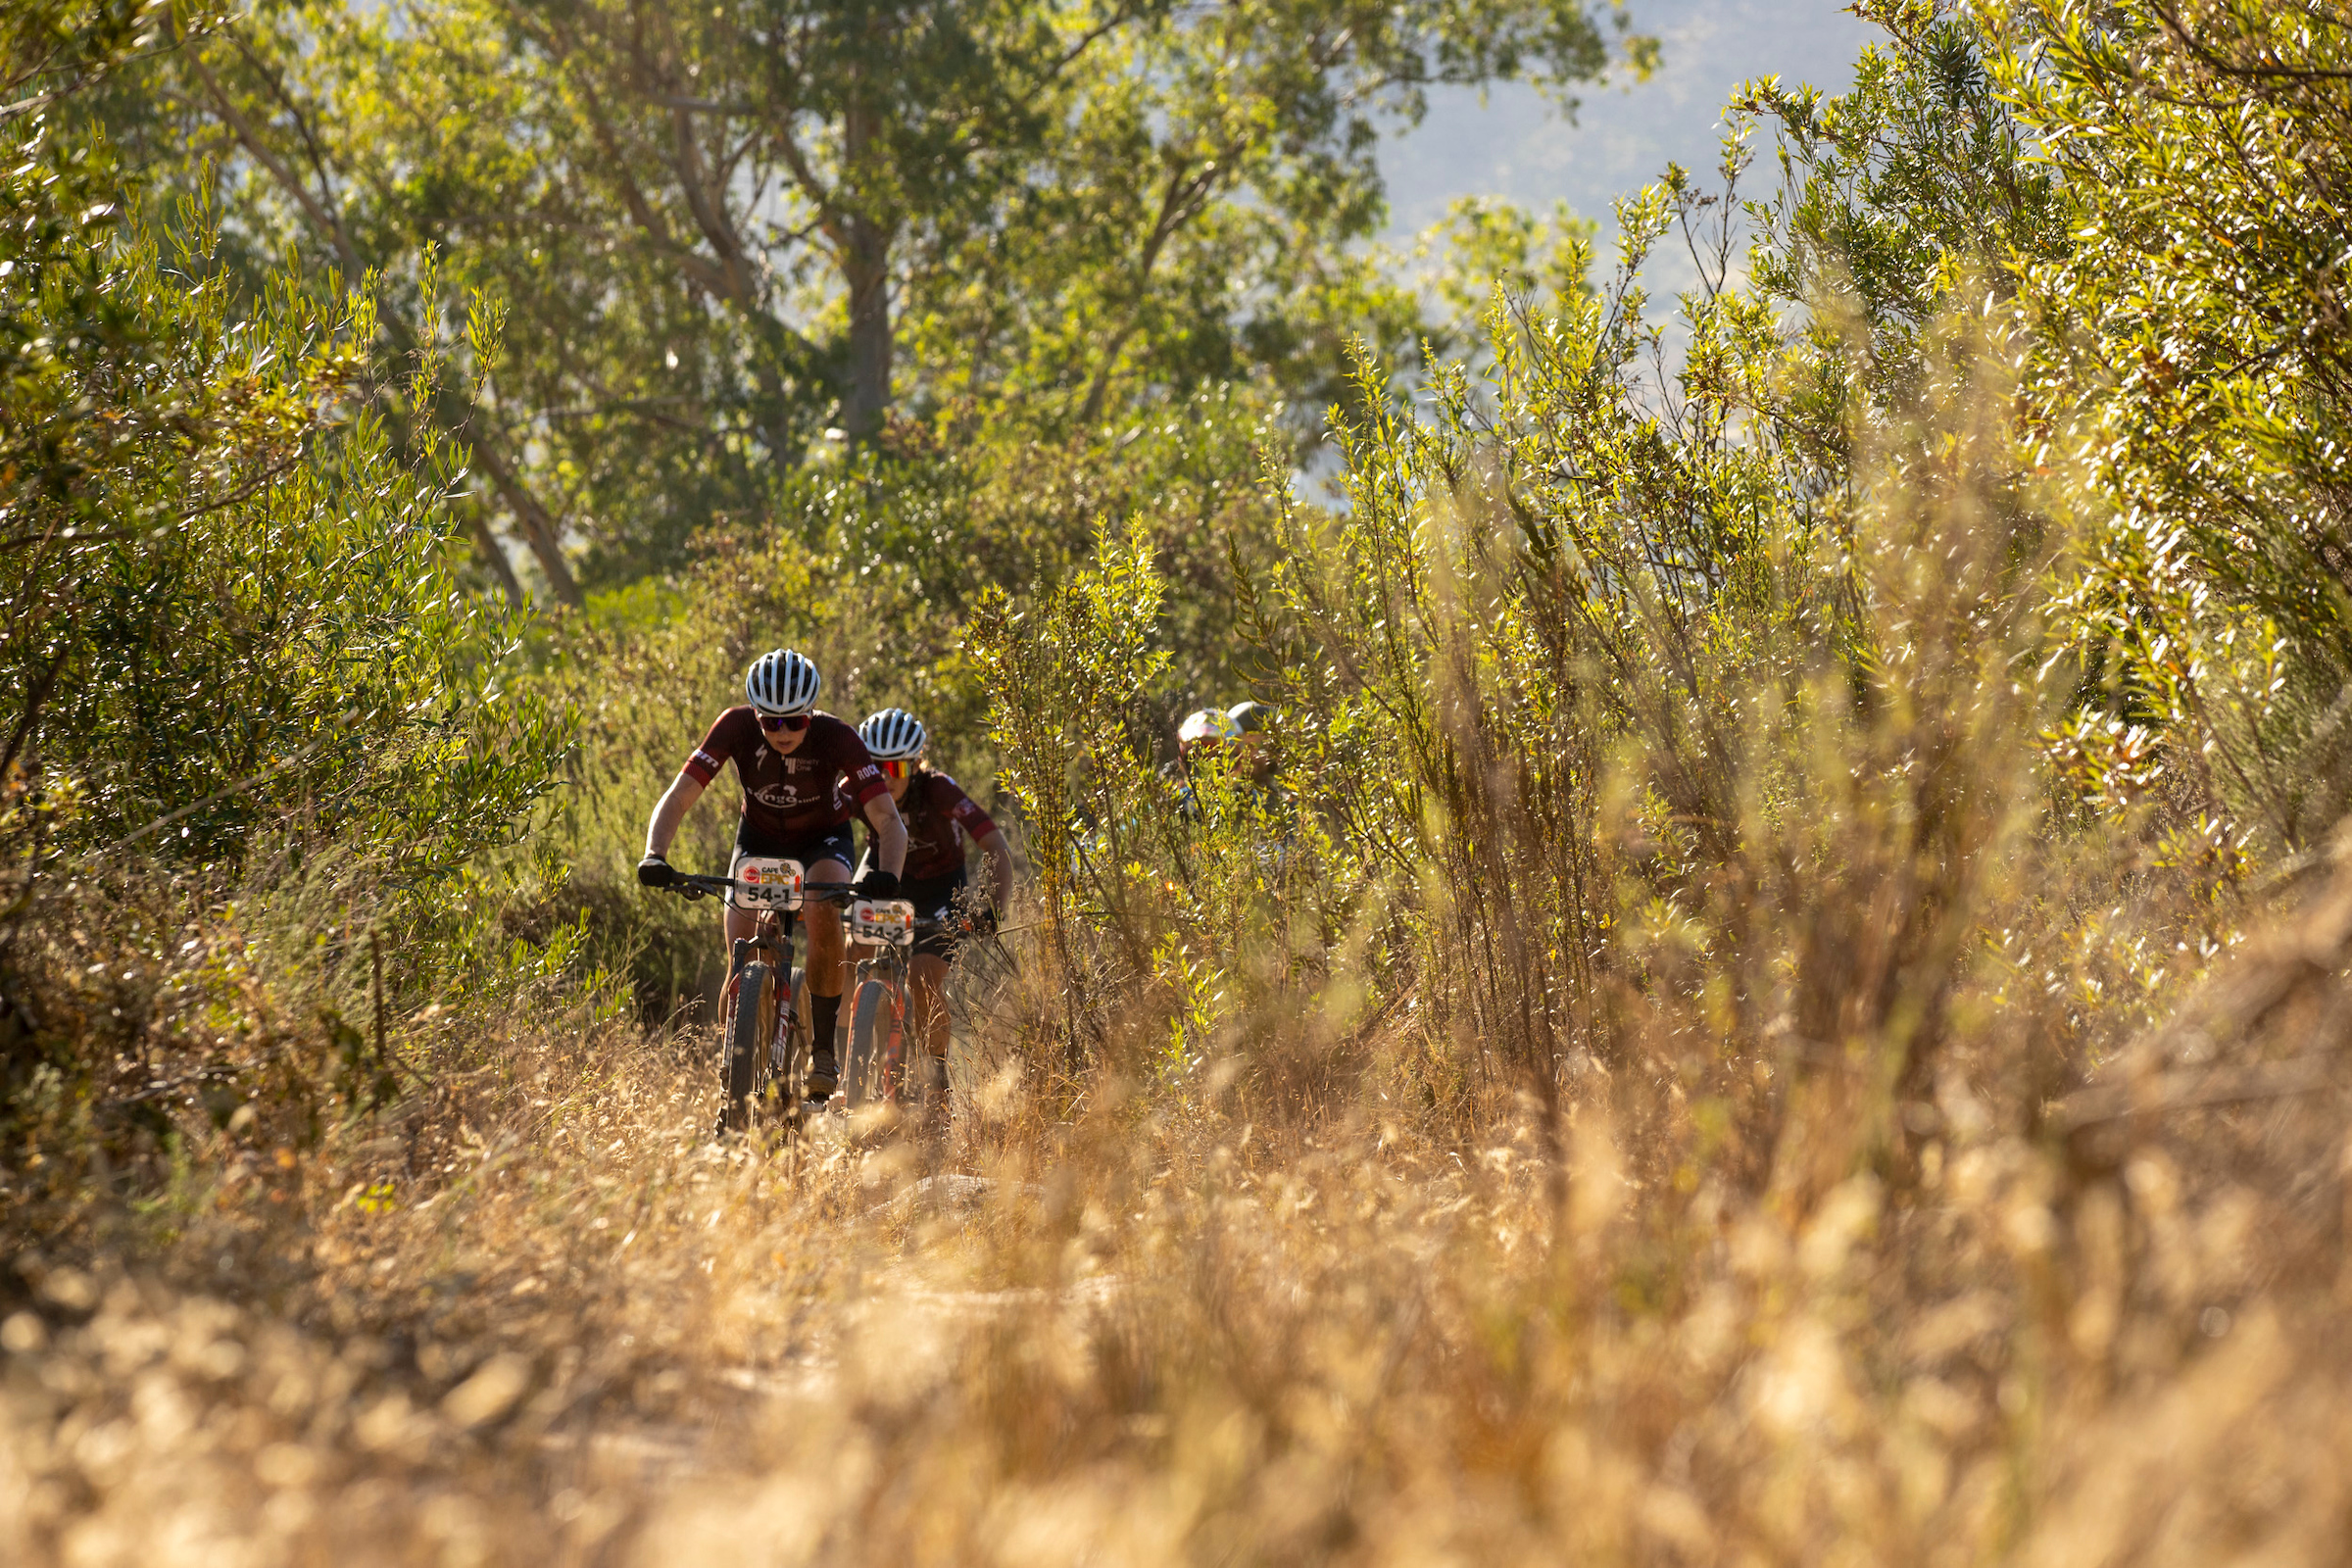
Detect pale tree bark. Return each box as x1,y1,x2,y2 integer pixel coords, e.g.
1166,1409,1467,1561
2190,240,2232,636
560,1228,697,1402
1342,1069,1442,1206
550,23,838,465
466,512,526,603
467,440,585,608
1077,141,1245,425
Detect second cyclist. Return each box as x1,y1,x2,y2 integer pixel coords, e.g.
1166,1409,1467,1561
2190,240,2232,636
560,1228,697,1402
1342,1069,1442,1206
853,708,1014,1110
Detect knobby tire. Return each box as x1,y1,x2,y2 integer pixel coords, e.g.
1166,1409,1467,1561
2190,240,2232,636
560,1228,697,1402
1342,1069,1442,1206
723,961,774,1133
774,965,809,1137
847,976,905,1108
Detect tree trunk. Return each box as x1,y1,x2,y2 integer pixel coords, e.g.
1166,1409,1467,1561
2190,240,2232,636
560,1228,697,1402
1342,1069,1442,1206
842,217,893,443
468,438,585,609
466,512,526,603
839,98,893,444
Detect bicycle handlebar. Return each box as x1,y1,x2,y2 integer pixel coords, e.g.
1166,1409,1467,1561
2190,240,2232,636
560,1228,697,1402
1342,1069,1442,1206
659,879,1006,940
662,871,860,904
658,872,984,936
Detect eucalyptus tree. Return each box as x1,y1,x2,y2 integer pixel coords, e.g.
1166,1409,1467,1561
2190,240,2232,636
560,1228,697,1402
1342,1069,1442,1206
140,0,1649,593
902,0,1642,429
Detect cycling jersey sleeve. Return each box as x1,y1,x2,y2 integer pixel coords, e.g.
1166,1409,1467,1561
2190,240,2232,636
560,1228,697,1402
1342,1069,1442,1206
944,779,998,841
681,709,749,786
837,727,889,809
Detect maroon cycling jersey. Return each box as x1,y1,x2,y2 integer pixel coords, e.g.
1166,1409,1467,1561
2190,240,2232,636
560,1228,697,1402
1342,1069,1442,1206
893,769,999,880
680,708,888,840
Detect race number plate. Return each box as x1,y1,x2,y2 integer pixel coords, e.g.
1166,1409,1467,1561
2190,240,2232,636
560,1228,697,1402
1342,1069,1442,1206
852,898,917,947
733,857,805,910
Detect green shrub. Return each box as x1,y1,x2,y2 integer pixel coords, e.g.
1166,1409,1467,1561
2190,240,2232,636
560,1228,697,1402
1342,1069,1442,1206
2,46,574,1214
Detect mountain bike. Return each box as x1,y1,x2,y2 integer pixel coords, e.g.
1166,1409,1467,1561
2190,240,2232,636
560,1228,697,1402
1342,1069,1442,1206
661,860,859,1137
841,906,979,1116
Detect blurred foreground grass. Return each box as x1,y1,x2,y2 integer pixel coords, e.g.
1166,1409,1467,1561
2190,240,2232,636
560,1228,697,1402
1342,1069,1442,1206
10,838,2352,1567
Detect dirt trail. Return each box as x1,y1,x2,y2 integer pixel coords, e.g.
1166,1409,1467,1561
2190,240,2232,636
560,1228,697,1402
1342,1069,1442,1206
539,1168,1111,1494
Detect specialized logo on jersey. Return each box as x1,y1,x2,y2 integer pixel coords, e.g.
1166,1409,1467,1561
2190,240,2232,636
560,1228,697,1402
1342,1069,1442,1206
748,742,841,809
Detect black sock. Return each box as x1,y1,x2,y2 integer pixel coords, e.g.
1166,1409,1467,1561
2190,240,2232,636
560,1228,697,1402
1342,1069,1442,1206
808,992,841,1061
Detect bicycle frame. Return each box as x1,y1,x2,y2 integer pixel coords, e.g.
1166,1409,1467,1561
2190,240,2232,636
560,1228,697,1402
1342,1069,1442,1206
843,940,912,1109
842,909,956,1113
664,867,857,1135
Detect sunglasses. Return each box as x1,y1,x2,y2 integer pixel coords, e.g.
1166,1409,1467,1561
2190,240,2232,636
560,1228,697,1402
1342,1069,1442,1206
758,711,812,733
878,758,914,779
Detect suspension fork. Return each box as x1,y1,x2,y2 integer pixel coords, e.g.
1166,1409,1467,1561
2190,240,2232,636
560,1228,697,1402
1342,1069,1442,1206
781,910,803,1026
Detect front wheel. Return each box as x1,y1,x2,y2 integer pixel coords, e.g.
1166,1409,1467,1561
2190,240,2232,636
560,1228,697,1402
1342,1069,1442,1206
722,961,775,1132
773,965,811,1134
847,976,905,1108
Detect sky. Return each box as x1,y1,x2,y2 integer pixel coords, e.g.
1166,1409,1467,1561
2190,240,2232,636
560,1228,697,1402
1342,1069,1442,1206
1379,0,1880,283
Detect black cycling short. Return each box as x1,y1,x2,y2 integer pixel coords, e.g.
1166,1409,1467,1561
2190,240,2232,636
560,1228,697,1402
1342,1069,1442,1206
906,866,971,960
735,817,857,869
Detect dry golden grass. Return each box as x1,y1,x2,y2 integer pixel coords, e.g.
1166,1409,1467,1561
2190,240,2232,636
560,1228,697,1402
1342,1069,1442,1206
10,836,2352,1567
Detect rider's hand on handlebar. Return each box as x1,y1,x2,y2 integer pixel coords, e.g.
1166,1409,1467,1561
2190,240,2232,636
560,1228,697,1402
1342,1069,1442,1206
637,854,676,889
855,867,900,902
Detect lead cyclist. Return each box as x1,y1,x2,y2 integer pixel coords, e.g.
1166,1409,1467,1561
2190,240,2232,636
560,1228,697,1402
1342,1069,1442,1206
636,648,908,1099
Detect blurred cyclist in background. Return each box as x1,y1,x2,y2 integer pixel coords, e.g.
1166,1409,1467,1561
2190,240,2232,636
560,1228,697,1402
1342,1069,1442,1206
1169,706,1242,821
1225,700,1280,789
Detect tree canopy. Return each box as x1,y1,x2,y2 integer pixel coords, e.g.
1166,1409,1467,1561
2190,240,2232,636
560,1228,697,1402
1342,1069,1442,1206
121,0,1650,596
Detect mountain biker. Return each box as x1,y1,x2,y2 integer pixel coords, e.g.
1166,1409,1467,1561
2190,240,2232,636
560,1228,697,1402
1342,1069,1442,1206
1176,706,1244,767
1173,701,1303,883
636,649,907,1099
852,708,1014,1112
1170,707,1242,807
1226,701,1280,788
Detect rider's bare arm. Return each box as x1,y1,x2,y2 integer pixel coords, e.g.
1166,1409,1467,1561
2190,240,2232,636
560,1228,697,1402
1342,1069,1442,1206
862,790,909,877
976,824,1013,910
645,772,705,858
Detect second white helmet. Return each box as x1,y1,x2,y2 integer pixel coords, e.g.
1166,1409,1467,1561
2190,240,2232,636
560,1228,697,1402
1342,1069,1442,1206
746,648,821,715
858,707,927,760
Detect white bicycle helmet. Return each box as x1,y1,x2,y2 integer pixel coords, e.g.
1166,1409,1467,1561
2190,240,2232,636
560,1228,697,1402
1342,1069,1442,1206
745,648,821,715
1227,700,1276,734
1177,708,1243,749
858,707,927,760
